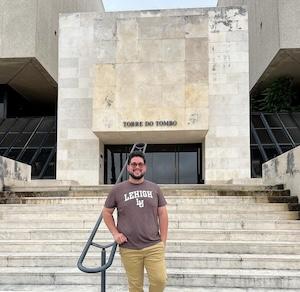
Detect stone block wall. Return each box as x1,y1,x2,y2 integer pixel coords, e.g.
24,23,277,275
92,10,209,139
205,7,250,181
57,13,100,185
263,146,300,199
58,8,250,184
0,156,31,190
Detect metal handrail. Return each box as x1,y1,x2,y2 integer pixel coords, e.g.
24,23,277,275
77,143,147,291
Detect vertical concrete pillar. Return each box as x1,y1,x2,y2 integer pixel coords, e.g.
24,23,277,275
205,7,251,182
57,13,100,185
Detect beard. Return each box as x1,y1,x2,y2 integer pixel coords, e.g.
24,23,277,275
128,171,145,180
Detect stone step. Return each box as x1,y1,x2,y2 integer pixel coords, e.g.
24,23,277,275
5,194,296,205
1,210,298,220
2,252,300,270
1,189,290,204
0,285,298,292
1,240,300,254
4,183,282,193
2,228,300,241
1,219,300,230
0,203,291,212
1,267,300,289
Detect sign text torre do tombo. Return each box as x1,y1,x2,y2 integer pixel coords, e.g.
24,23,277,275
123,120,178,128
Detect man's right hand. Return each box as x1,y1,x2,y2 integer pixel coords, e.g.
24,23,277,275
113,232,128,244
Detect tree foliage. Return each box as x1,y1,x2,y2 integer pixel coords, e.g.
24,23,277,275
251,76,300,112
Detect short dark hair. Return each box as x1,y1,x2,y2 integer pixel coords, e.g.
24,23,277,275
127,151,146,165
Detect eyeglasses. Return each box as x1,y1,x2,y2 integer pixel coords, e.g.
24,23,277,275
130,162,145,168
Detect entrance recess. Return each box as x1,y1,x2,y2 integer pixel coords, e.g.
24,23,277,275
104,144,202,184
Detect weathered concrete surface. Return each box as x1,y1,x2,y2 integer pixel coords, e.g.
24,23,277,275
218,0,300,91
205,7,250,182
0,156,31,191
217,0,247,6
263,146,300,199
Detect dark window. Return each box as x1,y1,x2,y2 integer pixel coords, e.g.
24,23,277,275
287,128,300,144
0,119,16,132
28,133,46,147
251,147,263,177
264,115,281,128
264,146,279,160
250,132,256,144
280,145,293,153
7,148,22,160
43,153,56,178
38,118,55,132
251,112,300,178
0,116,56,179
19,149,38,164
14,133,31,147
292,113,300,125
271,129,291,144
256,129,273,144
279,113,297,128
23,118,41,132
31,149,52,177
0,133,18,147
252,115,264,128
10,118,28,132
42,133,56,147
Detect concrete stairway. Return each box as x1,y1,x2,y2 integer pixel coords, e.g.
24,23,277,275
1,184,300,291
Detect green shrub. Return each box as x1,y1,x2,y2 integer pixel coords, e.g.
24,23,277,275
251,76,300,112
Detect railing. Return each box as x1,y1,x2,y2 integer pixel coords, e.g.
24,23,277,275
77,143,147,292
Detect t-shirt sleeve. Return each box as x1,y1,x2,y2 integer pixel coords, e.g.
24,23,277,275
104,189,117,209
157,186,167,207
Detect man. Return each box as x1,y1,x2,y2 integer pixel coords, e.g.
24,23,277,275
102,150,168,292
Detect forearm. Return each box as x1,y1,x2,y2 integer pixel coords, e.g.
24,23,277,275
102,208,127,244
158,207,168,244
102,210,118,235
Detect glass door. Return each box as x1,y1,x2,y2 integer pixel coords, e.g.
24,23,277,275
104,144,202,184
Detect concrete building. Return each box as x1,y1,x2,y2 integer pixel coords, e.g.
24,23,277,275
0,1,299,185
57,7,250,184
218,0,300,92
0,0,104,112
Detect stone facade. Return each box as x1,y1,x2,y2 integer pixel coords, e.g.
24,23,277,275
0,156,31,190
206,8,250,181
263,146,300,199
57,8,250,185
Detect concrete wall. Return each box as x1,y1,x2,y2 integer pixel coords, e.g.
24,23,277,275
206,7,250,181
278,0,300,48
36,0,104,81
0,0,104,81
0,0,37,58
0,156,31,190
263,146,300,199
218,0,300,89
217,0,247,6
57,12,100,185
92,10,209,143
58,8,250,185
247,0,280,89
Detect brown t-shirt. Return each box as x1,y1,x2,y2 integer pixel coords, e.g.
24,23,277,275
104,180,167,250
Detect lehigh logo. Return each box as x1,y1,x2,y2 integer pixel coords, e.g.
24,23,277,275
136,198,144,208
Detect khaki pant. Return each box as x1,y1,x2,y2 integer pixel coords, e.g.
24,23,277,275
119,242,167,292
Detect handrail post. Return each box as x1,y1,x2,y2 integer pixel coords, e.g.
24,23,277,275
101,248,106,292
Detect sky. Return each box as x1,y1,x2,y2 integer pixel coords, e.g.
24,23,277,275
102,0,218,12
